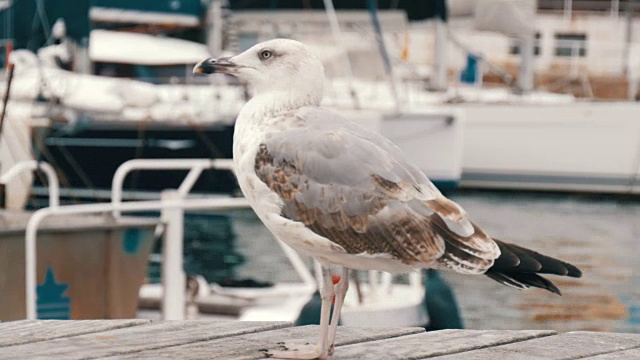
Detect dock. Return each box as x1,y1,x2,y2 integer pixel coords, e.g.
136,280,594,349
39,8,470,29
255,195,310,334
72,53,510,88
1,320,639,359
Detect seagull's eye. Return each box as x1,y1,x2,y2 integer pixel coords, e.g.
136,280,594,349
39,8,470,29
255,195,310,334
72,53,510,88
259,49,273,61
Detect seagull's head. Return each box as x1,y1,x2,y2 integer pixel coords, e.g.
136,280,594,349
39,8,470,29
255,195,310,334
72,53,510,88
194,39,324,105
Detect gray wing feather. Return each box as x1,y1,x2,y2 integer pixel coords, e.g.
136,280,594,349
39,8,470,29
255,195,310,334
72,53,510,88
255,107,500,272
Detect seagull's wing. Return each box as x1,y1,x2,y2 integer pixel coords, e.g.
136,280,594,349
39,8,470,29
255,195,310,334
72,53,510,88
254,107,500,273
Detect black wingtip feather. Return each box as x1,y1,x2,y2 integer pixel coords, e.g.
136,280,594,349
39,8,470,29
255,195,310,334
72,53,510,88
493,240,582,278
485,270,562,295
486,239,582,295
564,262,583,278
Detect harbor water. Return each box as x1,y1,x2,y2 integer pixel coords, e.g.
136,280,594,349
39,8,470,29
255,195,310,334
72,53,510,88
444,190,640,334
210,190,640,333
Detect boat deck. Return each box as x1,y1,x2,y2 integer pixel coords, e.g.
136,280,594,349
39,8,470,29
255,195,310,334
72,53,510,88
1,320,639,359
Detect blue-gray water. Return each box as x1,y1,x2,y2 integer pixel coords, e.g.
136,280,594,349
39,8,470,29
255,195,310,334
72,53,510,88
201,190,640,333
444,191,640,333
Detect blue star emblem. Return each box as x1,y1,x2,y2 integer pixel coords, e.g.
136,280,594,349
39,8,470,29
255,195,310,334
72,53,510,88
36,267,71,319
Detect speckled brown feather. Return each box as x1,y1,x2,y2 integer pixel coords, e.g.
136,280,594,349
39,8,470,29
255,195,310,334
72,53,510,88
252,109,500,272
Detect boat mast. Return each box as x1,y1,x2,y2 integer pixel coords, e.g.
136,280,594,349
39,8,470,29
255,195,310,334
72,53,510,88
366,0,400,112
624,0,635,75
207,0,224,57
322,0,360,109
432,17,448,91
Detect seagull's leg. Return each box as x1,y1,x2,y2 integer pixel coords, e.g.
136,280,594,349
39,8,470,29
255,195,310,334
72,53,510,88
264,265,334,359
327,267,349,356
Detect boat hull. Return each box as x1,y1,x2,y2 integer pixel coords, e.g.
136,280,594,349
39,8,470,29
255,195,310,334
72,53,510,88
0,211,157,320
457,102,640,194
37,108,464,202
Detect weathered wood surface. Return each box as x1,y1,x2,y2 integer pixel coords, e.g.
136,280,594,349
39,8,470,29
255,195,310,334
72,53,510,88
0,319,150,347
0,320,639,360
430,331,640,360
118,325,425,359
333,329,556,359
0,320,288,360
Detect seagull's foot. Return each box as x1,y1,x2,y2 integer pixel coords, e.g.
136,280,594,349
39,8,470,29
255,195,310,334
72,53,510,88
261,342,328,359
327,344,335,356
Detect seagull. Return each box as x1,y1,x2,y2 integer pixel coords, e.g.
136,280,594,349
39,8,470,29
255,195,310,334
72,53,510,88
194,39,582,359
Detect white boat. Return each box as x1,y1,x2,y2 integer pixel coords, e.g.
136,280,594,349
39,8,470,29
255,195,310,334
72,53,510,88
229,2,640,194
0,106,37,209
422,1,640,193
457,101,640,193
138,271,428,327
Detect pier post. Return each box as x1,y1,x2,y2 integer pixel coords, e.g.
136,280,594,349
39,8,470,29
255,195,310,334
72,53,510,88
518,33,535,93
161,190,186,320
432,19,448,91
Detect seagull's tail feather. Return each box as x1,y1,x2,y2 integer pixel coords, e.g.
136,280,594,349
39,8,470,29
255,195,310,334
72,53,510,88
485,269,563,295
484,239,582,295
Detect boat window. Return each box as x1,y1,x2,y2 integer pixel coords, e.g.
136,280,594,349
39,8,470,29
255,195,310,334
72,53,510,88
554,33,587,57
509,32,542,56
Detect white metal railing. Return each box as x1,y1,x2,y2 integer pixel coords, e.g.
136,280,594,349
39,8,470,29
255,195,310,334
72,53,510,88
0,160,59,208
111,158,234,218
23,190,249,320
11,159,316,320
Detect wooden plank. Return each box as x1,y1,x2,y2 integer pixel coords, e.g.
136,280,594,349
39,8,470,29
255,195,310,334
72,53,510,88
333,329,557,359
429,331,640,359
0,320,290,360
583,347,640,359
0,320,151,347
117,325,426,359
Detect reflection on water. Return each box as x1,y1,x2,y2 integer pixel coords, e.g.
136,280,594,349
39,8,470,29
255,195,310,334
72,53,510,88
444,190,640,333
228,209,304,284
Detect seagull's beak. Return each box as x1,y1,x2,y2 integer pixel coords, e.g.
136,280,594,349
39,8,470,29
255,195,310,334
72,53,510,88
193,57,237,75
